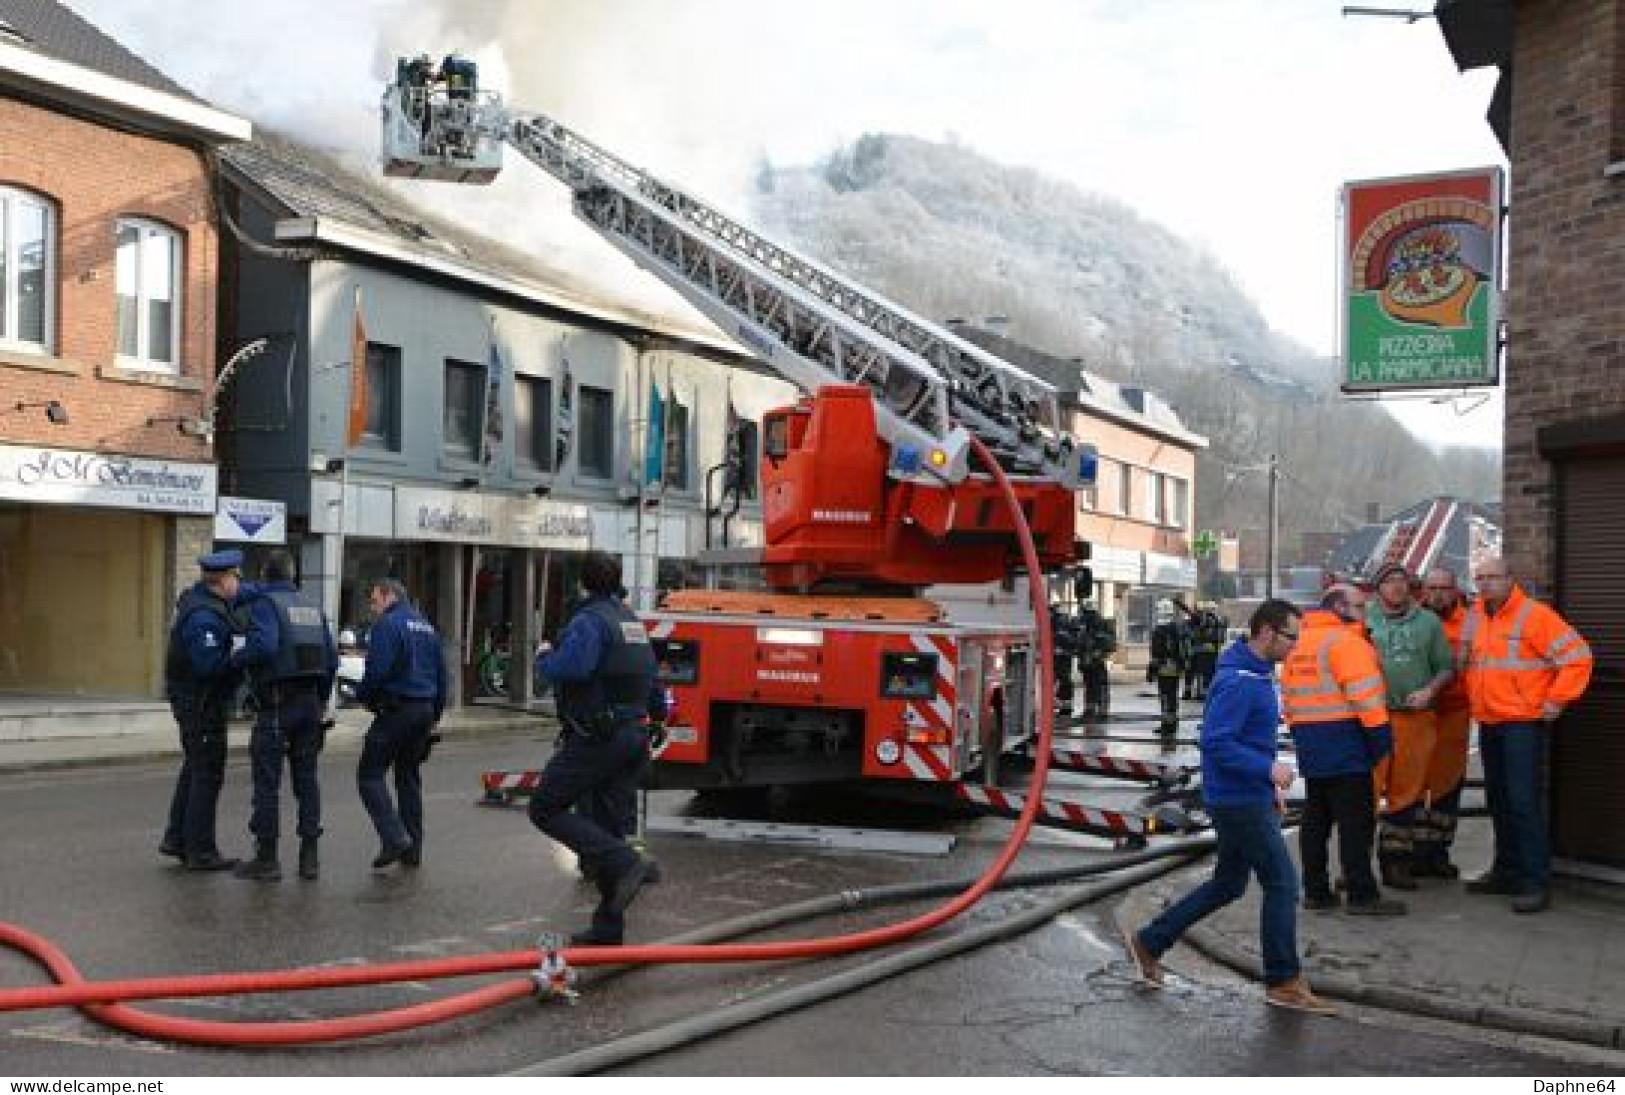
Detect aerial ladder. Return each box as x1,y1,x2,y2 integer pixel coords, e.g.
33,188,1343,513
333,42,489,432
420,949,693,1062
382,59,1193,843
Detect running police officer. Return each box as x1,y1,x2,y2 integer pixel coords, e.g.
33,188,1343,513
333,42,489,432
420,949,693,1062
230,550,338,881
159,550,247,871
531,552,666,946
355,578,448,870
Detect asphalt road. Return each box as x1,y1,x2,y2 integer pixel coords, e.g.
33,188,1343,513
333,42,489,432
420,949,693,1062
0,725,1586,1076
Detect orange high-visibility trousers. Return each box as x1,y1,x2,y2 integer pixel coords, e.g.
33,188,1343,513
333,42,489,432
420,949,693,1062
1426,707,1471,800
1374,708,1436,818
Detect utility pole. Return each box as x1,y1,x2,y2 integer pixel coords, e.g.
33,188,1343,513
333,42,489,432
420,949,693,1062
1266,453,1280,599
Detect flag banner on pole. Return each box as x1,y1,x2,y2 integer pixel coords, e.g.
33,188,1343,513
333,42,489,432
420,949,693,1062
643,379,665,485
346,288,369,447
555,352,574,472
480,334,506,473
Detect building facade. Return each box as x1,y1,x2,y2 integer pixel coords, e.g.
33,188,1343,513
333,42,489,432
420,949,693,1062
0,3,248,704
1436,0,1625,870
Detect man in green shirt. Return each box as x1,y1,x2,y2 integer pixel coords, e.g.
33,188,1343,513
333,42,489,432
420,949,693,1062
1364,563,1456,890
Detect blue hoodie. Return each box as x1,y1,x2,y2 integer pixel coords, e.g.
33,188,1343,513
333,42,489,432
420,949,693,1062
1199,637,1281,808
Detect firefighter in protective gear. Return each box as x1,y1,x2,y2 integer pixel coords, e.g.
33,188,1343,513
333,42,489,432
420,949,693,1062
1282,584,1404,915
1183,602,1227,701
1049,601,1083,720
1363,563,1455,892
160,550,249,871
531,552,667,946
1078,601,1115,719
229,550,339,881
1416,567,1471,878
1147,601,1189,734
1459,556,1593,914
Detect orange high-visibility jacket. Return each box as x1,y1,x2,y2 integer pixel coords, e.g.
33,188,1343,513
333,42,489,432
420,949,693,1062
1434,602,1470,713
1460,584,1592,724
1281,609,1390,728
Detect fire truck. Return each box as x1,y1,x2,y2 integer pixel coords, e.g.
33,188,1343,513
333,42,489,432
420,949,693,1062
377,59,1181,828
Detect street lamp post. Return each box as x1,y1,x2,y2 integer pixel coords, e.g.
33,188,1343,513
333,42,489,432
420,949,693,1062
1266,453,1279,600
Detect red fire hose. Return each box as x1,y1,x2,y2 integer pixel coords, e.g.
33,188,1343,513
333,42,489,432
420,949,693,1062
0,435,1062,1047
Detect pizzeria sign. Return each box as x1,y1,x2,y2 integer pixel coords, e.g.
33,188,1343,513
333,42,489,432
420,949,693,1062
1340,167,1503,393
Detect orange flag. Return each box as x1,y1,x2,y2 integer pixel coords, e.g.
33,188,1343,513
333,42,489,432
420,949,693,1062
346,288,369,447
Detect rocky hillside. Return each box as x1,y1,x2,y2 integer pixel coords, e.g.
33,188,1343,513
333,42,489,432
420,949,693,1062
749,135,1500,555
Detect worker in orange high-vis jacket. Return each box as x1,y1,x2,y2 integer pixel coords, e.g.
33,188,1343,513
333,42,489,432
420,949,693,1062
1282,584,1405,916
1460,556,1593,915
1417,567,1472,878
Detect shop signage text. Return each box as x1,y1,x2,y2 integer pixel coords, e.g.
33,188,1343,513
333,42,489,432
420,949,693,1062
1,443,216,514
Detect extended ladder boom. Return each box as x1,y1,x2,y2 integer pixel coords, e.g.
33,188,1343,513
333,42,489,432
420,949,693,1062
382,75,1091,488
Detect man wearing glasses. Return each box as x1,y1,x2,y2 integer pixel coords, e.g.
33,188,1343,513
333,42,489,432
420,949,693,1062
1121,599,1338,1015
1460,557,1593,914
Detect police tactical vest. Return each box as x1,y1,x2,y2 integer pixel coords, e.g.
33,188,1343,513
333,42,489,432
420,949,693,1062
556,598,657,728
257,589,330,688
163,586,239,695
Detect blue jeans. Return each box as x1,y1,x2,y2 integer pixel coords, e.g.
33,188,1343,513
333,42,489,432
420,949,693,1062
1479,721,1550,894
1139,802,1302,986
528,723,649,939
356,700,435,851
248,686,324,842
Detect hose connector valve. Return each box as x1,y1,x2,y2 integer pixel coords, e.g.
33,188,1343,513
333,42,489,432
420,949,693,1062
532,932,579,1004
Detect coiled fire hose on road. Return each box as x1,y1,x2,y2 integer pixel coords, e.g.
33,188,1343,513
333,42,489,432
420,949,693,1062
0,435,1097,1048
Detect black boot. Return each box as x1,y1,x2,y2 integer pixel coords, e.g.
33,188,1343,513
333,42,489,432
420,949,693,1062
233,839,282,881
298,836,320,880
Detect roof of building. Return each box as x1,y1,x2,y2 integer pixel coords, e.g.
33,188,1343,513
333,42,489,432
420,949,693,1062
1323,495,1502,590
221,133,748,357
0,0,202,102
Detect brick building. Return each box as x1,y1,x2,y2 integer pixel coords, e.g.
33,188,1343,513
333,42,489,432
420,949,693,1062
1436,0,1625,871
1,1,248,703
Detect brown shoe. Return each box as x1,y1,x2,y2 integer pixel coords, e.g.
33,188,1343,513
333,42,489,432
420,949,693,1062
1119,922,1163,988
1265,976,1338,1016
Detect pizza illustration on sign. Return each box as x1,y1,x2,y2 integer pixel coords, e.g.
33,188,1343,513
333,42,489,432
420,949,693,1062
1350,196,1495,329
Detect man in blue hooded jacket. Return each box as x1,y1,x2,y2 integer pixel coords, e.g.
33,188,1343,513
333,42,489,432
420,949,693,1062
1120,598,1338,1016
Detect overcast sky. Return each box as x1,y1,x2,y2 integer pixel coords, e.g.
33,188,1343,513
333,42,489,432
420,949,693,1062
65,0,1507,446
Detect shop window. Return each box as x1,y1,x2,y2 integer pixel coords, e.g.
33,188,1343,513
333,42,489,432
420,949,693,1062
725,418,760,500
363,343,403,451
0,188,54,353
114,218,181,371
443,357,483,460
578,384,614,478
515,374,553,471
664,395,691,491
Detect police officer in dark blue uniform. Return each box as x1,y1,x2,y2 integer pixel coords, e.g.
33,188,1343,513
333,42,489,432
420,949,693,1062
159,549,247,871
532,552,665,946
355,577,448,870
229,550,339,881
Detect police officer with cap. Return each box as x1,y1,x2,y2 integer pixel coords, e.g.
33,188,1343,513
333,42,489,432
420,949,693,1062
531,551,665,946
229,549,339,881
159,549,248,871
355,577,448,870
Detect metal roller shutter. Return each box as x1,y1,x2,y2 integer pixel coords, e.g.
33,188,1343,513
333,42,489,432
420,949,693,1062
1552,456,1625,867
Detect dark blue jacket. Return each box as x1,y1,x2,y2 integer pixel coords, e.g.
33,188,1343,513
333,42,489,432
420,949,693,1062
1198,638,1282,808
167,582,241,696
232,580,340,705
536,595,667,720
358,600,449,717
1291,714,1392,778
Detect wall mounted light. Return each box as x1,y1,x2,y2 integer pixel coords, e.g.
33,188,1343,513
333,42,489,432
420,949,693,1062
14,400,69,426
146,414,208,437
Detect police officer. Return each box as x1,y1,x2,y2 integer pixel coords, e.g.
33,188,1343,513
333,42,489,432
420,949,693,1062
355,578,448,870
229,550,338,881
159,550,247,871
531,552,666,946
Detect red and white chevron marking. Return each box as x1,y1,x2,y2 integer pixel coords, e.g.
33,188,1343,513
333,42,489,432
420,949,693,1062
899,742,955,781
1049,748,1185,782
952,784,1146,835
903,633,958,739
648,619,676,640
482,769,542,797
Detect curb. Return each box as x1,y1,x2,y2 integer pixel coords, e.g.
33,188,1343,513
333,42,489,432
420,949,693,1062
1181,920,1624,1050
0,713,552,776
